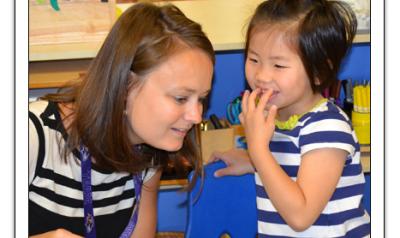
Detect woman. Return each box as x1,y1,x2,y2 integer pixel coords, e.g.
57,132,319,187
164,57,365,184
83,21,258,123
29,3,214,237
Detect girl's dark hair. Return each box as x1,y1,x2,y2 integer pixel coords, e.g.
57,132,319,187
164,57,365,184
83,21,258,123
245,0,357,92
42,3,214,189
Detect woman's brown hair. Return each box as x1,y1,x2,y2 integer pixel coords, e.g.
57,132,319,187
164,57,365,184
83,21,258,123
42,3,215,188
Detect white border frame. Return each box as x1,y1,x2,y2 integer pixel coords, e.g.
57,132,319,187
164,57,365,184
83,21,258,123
2,0,15,237
385,0,400,237
16,0,29,237
371,0,384,236
18,0,385,237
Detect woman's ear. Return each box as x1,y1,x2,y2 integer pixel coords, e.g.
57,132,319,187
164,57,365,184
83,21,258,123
130,70,136,78
126,70,144,101
125,71,140,113
128,70,137,84
127,70,140,90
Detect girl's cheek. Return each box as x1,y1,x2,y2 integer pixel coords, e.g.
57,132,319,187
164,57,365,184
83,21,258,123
249,83,257,91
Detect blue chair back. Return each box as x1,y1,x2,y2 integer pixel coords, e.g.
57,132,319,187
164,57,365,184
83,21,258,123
185,161,257,238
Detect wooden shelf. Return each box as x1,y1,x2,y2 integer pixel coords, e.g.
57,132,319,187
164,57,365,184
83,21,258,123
29,59,90,89
160,179,188,189
29,0,370,62
29,0,115,62
354,31,370,43
360,145,370,173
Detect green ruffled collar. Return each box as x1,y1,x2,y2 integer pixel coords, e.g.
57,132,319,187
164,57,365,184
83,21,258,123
275,98,328,130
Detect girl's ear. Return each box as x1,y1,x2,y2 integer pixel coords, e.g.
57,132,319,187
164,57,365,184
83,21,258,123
327,59,334,70
314,77,321,85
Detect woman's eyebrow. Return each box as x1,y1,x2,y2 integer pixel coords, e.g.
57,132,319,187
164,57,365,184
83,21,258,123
174,88,210,95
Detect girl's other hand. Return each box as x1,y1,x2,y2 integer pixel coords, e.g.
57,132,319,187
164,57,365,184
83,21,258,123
208,148,255,177
239,89,277,154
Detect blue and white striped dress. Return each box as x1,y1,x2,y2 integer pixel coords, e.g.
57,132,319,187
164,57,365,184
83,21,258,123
256,100,370,238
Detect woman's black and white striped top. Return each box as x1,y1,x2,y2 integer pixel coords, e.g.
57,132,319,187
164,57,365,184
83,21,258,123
29,100,156,237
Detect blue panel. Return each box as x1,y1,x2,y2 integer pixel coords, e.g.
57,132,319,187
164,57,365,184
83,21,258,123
339,43,371,81
363,173,371,215
204,51,246,118
185,161,257,238
156,189,188,232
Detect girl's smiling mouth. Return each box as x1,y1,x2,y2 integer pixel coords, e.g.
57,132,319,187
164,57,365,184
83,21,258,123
256,87,279,99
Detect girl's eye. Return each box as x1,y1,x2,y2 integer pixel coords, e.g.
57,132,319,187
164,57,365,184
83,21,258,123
174,96,188,104
275,64,287,68
248,58,258,63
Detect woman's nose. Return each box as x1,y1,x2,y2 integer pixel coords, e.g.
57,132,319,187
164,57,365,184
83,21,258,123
185,103,202,124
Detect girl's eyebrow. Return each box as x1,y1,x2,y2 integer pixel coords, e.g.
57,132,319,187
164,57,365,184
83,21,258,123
248,48,288,61
268,55,289,61
247,48,260,56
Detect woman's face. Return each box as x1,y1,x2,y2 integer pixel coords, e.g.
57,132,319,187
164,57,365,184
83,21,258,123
125,47,213,151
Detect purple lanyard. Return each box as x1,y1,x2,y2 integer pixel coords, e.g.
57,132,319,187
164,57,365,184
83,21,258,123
80,145,142,238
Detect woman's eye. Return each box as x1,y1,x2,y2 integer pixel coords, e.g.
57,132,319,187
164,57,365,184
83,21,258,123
174,97,188,104
199,97,208,105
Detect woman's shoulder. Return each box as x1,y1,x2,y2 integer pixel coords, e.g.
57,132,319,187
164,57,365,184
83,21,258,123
29,100,68,148
29,100,50,115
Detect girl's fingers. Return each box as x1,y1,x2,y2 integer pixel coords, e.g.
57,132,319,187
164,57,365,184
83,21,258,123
238,112,244,124
247,88,261,111
207,152,222,164
265,104,278,126
214,167,233,177
241,90,250,114
256,89,273,114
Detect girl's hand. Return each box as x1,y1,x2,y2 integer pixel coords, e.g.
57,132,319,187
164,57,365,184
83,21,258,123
239,89,277,156
30,229,83,238
208,148,255,177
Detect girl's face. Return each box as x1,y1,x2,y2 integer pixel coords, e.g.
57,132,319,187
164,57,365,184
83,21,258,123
125,48,213,151
245,28,322,120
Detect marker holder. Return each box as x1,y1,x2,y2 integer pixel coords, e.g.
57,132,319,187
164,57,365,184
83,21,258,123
352,111,370,144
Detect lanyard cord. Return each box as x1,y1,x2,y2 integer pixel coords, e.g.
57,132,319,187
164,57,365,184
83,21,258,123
80,145,142,238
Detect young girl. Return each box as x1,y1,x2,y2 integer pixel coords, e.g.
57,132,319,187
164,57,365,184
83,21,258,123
211,0,370,237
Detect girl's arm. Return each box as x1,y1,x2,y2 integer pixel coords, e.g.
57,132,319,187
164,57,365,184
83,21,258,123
252,146,346,231
131,169,162,238
242,89,346,231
